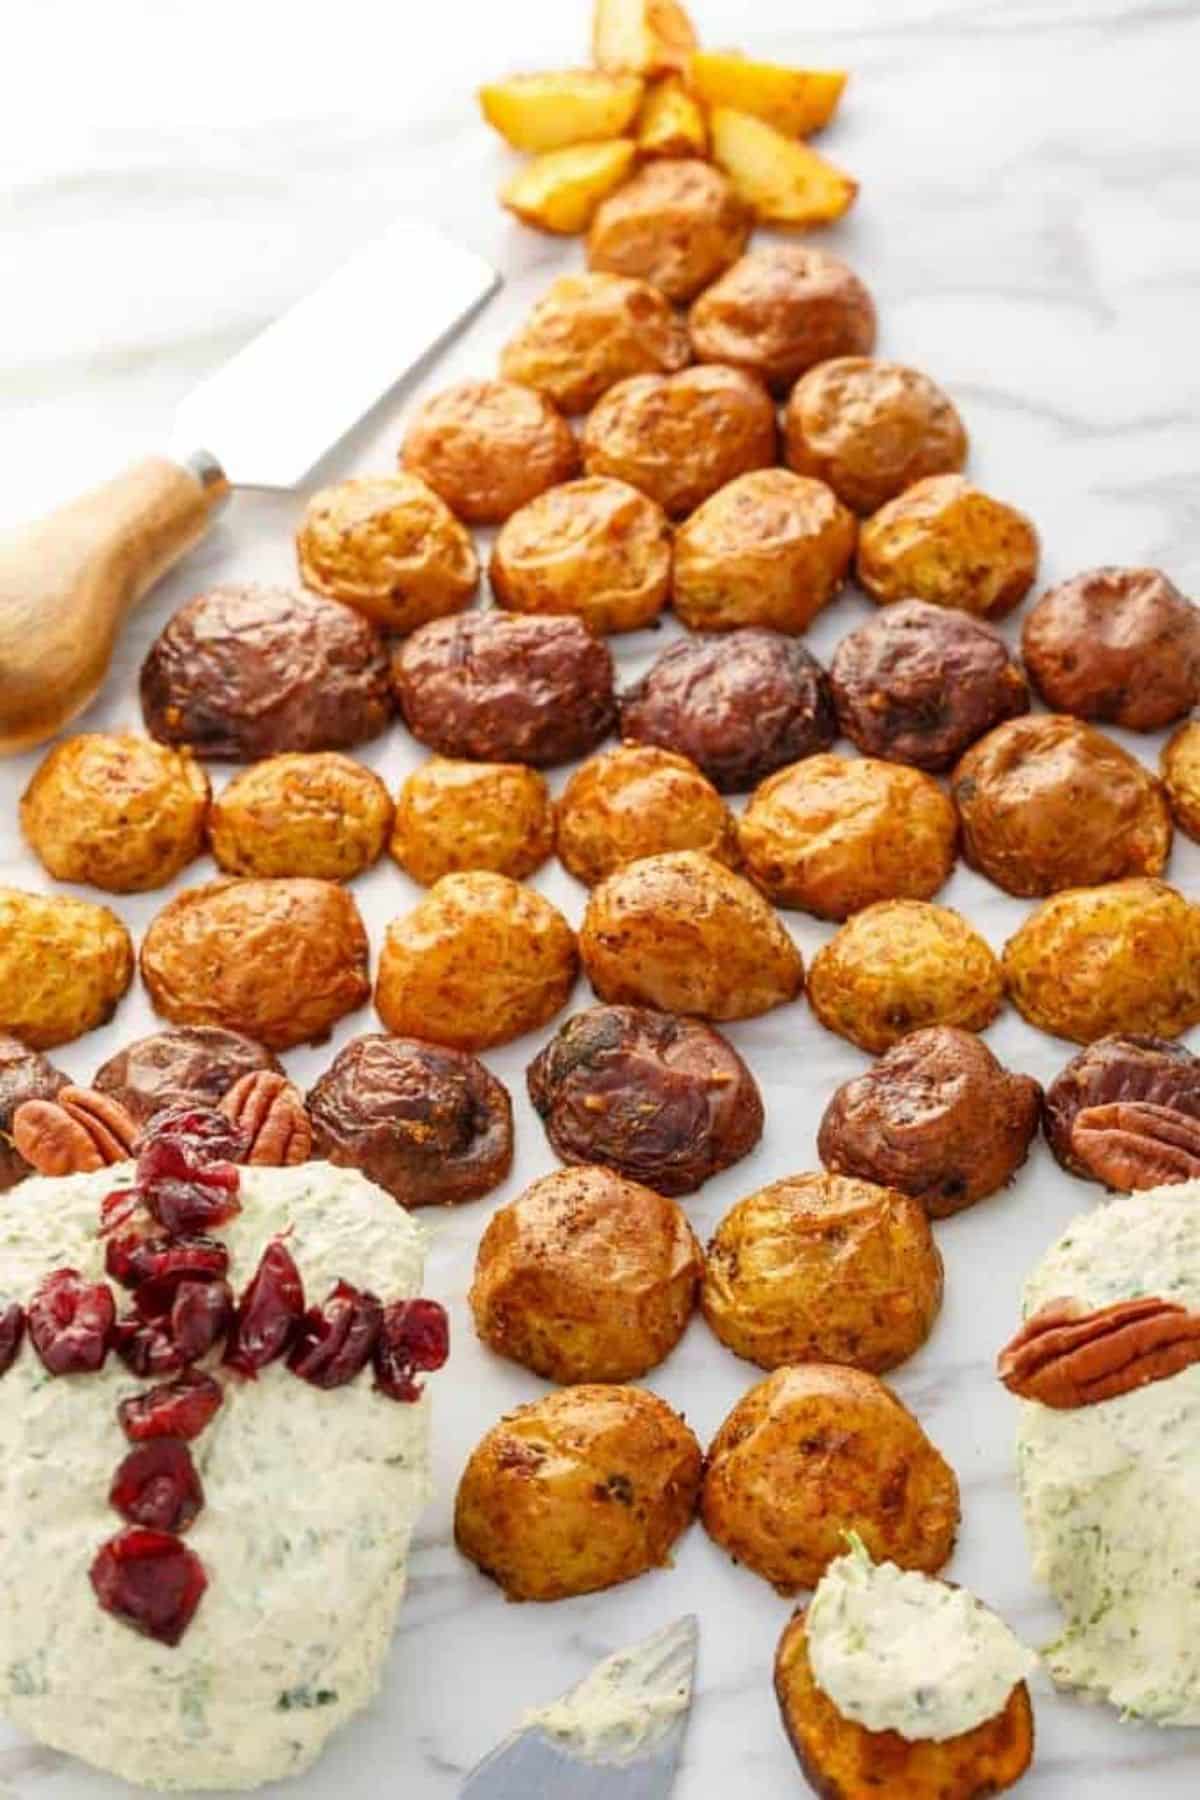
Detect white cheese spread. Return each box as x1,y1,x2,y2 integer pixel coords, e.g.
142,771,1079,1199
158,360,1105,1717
522,1616,695,1765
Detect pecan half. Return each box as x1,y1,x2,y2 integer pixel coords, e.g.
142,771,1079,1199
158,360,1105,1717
12,1087,138,1177
219,1072,311,1167
1071,1101,1200,1191
998,1295,1200,1407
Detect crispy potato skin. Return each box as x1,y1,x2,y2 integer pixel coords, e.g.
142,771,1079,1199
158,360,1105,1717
673,470,856,633
1003,878,1200,1045
390,757,554,886
140,878,369,1051
819,1026,1041,1217
952,715,1171,898
809,901,1003,1055
580,849,804,1021
784,361,968,517
454,1383,702,1601
400,379,579,524
587,158,750,302
470,1164,703,1382
775,1606,1035,1800
557,745,737,886
857,476,1038,619
1042,1034,1200,1178
1022,566,1200,732
295,474,478,633
583,364,776,518
0,889,133,1051
688,246,876,394
375,871,578,1052
479,70,644,152
738,753,958,920
701,1364,960,1592
501,141,639,235
490,477,672,635
93,1025,282,1129
500,273,690,414
703,1173,943,1373
209,752,393,882
1163,722,1200,841
20,732,209,894
0,1035,68,1190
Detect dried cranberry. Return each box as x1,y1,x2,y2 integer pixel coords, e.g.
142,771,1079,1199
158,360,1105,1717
0,1304,24,1377
28,1269,115,1375
136,1106,245,1236
120,1236,230,1304
90,1528,207,1645
116,1279,234,1376
288,1280,382,1389
119,1372,224,1443
99,1190,143,1237
110,1439,204,1533
225,1240,304,1377
169,1280,233,1360
114,1315,183,1378
374,1298,449,1402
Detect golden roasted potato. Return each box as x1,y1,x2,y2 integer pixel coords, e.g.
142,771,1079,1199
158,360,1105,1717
375,871,577,1051
738,754,958,920
687,52,847,137
490,477,672,634
636,75,707,157
295,473,478,633
499,272,690,415
592,0,697,76
857,475,1039,620
710,108,857,227
580,849,804,1020
208,752,393,882
688,246,877,395
703,1172,943,1373
1163,721,1200,841
557,744,737,885
470,1164,703,1382
1003,878,1200,1044
389,758,554,886
785,360,969,517
401,379,579,525
587,158,751,302
672,470,856,634
479,70,643,152
19,732,208,894
501,140,637,235
455,1383,702,1601
140,878,370,1051
809,901,1004,1054
0,888,134,1050
775,1605,1035,1800
702,1364,960,1592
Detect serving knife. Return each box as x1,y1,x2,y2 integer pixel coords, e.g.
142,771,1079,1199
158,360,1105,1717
460,1615,699,1800
0,217,500,754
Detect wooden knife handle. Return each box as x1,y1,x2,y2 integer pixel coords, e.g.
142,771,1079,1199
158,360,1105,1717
0,455,228,755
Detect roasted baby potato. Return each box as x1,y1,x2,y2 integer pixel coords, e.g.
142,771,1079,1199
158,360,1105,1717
701,1364,960,1592
686,52,847,137
857,474,1039,619
455,1383,702,1601
499,272,690,415
92,1025,282,1128
703,1172,943,1373
592,0,698,76
0,1036,68,1190
809,901,1004,1054
389,758,554,886
785,360,968,517
490,477,672,635
0,888,133,1050
401,379,578,524
479,70,643,152
580,849,804,1021
501,140,637,235
636,75,707,157
688,246,877,395
1163,721,1200,841
209,752,393,882
557,745,737,885
710,108,857,226
295,473,479,634
470,1164,703,1382
587,158,751,302
1022,566,1200,732
20,732,209,894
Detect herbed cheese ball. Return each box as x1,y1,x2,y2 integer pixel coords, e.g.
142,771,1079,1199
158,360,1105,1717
737,753,958,920
389,757,554,885
499,271,691,414
295,473,478,633
20,732,209,894
455,1384,702,1601
580,850,804,1021
702,1172,943,1374
672,470,856,634
809,900,1004,1054
783,358,968,516
1002,878,1200,1044
1162,722,1200,841
375,871,577,1052
489,477,671,635
556,744,737,886
587,157,751,303
0,889,133,1050
687,245,877,394
208,752,393,882
400,378,579,524
469,1165,703,1383
1022,566,1200,732
856,475,1039,619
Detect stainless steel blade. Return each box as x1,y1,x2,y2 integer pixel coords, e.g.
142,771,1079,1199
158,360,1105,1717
460,1616,698,1800
168,217,499,490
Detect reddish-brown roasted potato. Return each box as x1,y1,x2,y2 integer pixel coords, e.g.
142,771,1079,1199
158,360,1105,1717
1162,721,1200,841
587,158,751,302
0,889,134,1051
809,901,1004,1054
1022,566,1200,732
209,752,393,882
556,744,737,886
400,378,579,524
490,476,671,635
499,271,690,413
856,475,1038,619
1043,1034,1200,1178
92,1025,282,1128
295,473,479,633
0,1036,68,1190
390,757,554,885
688,246,877,393
783,359,968,515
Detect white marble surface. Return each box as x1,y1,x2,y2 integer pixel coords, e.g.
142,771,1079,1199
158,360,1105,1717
3,0,1200,1794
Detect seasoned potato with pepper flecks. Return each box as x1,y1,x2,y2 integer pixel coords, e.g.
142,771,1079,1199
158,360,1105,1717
556,745,737,886
856,475,1039,620
400,379,579,525
295,473,478,634
1162,721,1200,842
688,245,877,394
587,158,750,302
209,753,393,882
389,758,553,886
0,889,134,1051
490,477,671,635
499,272,690,414
784,359,968,517
583,364,776,518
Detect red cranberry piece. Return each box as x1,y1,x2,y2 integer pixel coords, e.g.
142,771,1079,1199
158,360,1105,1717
374,1298,449,1402
114,1315,183,1378
288,1280,382,1389
225,1240,304,1377
0,1304,24,1377
116,1279,234,1376
119,1372,224,1443
110,1439,204,1533
136,1106,245,1236
90,1528,207,1646
170,1280,233,1360
122,1237,230,1305
99,1190,143,1237
28,1269,115,1375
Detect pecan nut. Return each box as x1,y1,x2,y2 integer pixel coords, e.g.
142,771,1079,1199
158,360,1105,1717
1070,1100,1200,1191
219,1072,311,1167
12,1086,138,1177
998,1294,1200,1407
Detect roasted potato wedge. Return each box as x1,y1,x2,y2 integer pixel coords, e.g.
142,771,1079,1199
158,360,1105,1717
592,0,698,76
688,51,846,137
480,70,643,153
711,107,857,226
501,140,637,234
637,75,708,157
